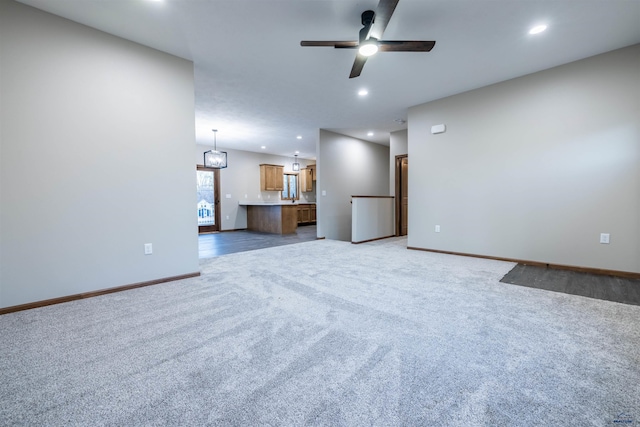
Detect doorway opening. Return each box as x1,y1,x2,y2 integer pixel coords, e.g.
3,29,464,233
197,165,220,233
395,155,408,236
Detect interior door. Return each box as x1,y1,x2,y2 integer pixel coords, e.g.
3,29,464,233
197,165,220,233
396,155,408,236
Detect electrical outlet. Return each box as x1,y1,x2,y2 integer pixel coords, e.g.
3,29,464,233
435,225,440,232
225,194,231,199
226,215,229,220
144,243,153,255
600,233,610,244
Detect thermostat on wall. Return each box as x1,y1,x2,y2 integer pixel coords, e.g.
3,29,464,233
431,124,446,134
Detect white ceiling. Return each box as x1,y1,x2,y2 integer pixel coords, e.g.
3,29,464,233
16,0,640,160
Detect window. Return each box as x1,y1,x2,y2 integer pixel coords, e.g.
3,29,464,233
282,173,298,200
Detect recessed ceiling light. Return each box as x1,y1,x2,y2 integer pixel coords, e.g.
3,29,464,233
261,146,266,149
295,150,300,154
358,89,368,96
529,24,547,35
367,132,374,136
296,135,302,140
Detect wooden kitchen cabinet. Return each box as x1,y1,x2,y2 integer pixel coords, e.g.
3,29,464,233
307,164,316,181
298,206,310,223
297,204,316,225
300,168,313,193
260,164,284,191
247,204,297,234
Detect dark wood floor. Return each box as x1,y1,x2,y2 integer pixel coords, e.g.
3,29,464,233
199,225,318,258
501,264,640,306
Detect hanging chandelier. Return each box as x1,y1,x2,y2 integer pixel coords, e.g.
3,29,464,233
292,154,300,171
203,129,227,169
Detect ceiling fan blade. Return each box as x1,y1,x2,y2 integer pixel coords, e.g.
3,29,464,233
349,54,368,78
301,41,359,48
302,0,433,78
378,40,436,52
370,0,399,40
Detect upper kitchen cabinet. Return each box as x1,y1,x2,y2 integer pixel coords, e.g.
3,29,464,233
300,168,313,193
260,164,284,191
307,164,316,181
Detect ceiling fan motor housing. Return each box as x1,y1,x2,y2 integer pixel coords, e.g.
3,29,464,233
360,10,376,42
361,10,375,26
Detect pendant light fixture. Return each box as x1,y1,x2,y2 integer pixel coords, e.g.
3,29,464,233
292,154,300,172
203,129,228,169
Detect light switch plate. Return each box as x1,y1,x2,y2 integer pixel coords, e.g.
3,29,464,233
600,233,610,244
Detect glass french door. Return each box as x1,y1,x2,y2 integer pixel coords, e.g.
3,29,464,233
197,166,220,233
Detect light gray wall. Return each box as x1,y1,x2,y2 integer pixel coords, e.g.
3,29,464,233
317,130,390,241
389,129,408,196
195,145,315,231
408,44,640,273
0,1,199,308
352,197,395,243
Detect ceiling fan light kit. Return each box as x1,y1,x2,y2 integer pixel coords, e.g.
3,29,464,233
358,38,379,56
300,0,436,78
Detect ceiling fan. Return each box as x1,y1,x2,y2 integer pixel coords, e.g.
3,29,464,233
300,0,436,78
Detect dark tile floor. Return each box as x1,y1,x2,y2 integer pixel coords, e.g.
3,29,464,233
501,264,640,306
199,224,317,258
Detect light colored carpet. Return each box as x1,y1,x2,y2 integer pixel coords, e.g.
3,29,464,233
1,237,638,426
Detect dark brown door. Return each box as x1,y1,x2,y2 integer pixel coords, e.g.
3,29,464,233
396,155,408,236
197,165,221,233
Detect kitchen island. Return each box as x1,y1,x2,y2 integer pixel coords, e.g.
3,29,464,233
239,202,299,234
